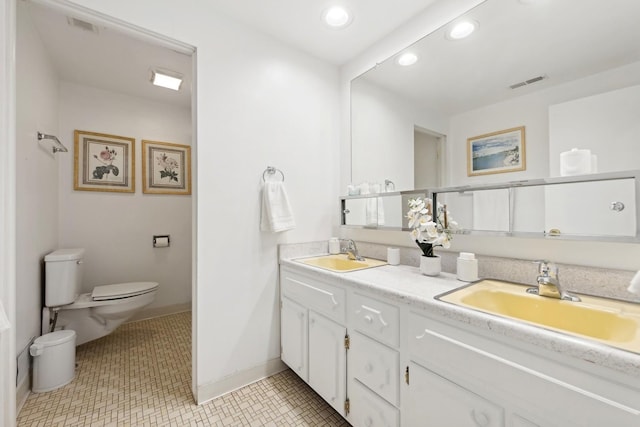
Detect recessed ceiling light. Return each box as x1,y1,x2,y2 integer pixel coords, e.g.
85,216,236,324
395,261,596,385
150,69,183,91
446,20,478,40
322,6,352,28
397,52,418,66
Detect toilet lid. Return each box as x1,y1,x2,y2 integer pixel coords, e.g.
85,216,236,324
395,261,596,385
91,282,158,301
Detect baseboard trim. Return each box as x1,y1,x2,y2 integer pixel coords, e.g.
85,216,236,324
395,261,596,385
16,373,29,415
127,303,191,323
196,358,288,405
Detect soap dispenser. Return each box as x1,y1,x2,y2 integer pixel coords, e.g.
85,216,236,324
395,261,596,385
457,252,478,282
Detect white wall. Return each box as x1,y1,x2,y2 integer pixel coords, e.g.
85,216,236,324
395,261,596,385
63,0,341,403
15,1,60,396
549,82,640,177
0,0,17,424
58,82,192,311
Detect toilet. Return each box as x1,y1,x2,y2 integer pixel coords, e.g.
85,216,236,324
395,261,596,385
43,248,158,346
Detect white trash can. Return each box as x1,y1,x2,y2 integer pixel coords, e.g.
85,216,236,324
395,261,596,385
30,330,76,392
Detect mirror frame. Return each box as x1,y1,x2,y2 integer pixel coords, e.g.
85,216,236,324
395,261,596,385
340,170,640,242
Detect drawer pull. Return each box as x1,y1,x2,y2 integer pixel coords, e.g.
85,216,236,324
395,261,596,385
358,305,388,328
471,409,490,427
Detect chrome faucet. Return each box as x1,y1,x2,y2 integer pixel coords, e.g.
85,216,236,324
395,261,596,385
527,260,580,302
341,239,364,261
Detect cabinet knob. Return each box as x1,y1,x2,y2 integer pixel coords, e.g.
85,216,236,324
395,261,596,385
471,409,490,427
364,315,373,324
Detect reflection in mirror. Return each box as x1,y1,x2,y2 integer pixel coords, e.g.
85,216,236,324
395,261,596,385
342,191,427,229
351,0,640,192
431,172,639,241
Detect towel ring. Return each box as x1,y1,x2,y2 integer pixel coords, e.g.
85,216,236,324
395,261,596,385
262,166,285,182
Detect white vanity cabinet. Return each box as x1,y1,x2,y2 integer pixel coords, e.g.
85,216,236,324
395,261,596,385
407,311,640,427
280,267,347,415
280,263,640,427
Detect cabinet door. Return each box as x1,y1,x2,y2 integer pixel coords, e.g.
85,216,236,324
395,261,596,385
281,297,308,382
309,310,346,414
350,331,399,405
405,362,504,427
349,379,399,427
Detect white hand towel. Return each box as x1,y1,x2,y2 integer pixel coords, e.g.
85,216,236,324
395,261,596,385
261,181,296,232
472,189,510,231
365,197,385,226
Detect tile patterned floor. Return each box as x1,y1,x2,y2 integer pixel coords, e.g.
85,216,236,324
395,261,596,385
17,311,350,426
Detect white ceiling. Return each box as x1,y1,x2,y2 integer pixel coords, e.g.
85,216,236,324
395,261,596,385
205,0,439,64
358,0,640,115
25,0,440,108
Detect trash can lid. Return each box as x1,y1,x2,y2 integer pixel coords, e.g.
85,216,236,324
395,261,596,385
34,330,76,346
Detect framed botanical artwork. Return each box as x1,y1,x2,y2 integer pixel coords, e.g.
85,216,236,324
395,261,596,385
467,126,526,176
142,140,192,195
74,130,135,192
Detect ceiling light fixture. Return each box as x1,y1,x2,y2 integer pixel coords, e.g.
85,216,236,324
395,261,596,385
150,69,183,91
446,20,478,40
322,6,352,28
397,52,418,66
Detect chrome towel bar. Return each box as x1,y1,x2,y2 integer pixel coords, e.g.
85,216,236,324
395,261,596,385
38,132,68,154
262,166,285,182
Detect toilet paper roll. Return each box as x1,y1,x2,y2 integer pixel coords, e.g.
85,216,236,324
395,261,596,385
560,148,592,176
153,236,170,248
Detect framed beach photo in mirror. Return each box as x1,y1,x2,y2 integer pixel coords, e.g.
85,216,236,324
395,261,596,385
142,140,191,195
467,126,526,176
74,130,135,192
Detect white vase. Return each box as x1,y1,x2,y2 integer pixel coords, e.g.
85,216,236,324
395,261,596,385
420,255,441,276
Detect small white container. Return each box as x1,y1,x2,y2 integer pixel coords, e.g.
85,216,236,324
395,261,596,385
30,330,76,392
457,252,478,282
387,248,400,265
329,237,341,255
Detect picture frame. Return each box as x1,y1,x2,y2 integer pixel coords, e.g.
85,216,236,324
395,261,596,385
142,140,192,195
74,130,135,192
467,126,526,176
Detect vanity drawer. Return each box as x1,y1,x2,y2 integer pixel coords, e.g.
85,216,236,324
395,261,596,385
350,293,399,348
350,331,399,406
281,271,346,323
348,378,399,427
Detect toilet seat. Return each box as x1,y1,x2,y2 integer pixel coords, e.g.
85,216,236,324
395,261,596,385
92,282,159,301
61,282,159,309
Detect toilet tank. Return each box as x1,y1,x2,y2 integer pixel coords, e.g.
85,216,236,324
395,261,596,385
44,248,85,307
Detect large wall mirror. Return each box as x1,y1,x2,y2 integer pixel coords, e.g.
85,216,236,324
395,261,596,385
347,0,640,238
350,0,640,191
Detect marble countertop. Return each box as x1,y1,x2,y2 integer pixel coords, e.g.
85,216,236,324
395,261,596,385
280,255,640,380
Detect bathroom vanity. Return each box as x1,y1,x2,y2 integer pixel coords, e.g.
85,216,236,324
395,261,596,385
279,256,640,427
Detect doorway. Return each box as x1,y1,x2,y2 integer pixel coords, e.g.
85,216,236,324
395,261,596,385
414,126,446,189
14,0,197,411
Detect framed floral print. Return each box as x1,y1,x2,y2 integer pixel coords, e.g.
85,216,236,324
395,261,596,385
74,130,135,192
142,140,192,195
467,126,526,176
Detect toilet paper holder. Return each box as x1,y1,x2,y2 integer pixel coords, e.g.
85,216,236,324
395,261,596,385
153,235,170,248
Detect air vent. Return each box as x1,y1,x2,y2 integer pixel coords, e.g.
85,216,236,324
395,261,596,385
67,17,99,34
509,75,547,90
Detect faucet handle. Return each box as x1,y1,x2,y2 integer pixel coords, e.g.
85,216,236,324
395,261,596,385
533,260,557,276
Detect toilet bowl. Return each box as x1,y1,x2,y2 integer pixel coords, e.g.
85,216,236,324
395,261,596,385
43,282,158,345
44,249,158,345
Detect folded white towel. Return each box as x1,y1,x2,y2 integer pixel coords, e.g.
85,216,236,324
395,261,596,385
261,181,296,232
472,189,510,231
